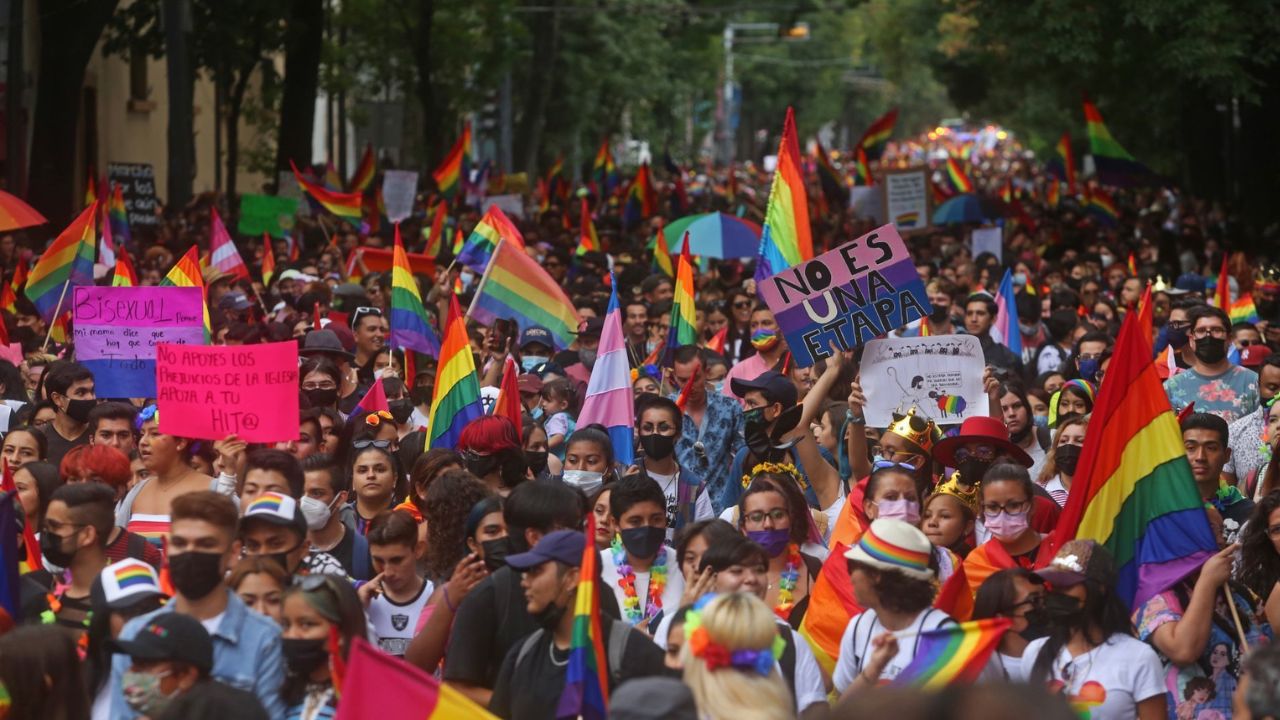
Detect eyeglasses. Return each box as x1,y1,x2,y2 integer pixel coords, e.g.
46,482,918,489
953,444,996,463
982,499,1031,517
744,509,788,525
42,519,84,535
353,439,392,450
1192,327,1228,340
732,300,751,309
301,382,338,391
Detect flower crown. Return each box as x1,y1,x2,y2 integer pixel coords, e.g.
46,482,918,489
685,594,785,676
136,404,159,430
742,461,804,490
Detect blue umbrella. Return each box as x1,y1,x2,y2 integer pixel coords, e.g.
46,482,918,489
932,193,992,225
660,212,762,258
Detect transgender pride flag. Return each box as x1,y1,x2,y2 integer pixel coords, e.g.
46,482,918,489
576,277,634,467
993,267,1022,358
209,208,250,280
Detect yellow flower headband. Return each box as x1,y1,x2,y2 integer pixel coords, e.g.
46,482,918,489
742,461,805,490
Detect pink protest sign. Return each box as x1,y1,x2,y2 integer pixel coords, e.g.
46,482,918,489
155,341,299,442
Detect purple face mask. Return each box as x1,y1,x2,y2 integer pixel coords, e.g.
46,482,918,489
875,498,921,525
984,510,1030,541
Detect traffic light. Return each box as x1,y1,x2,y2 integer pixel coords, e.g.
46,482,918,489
780,22,809,40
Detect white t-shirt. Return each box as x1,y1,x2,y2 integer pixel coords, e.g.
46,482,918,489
832,607,955,693
367,578,434,656
599,545,685,631
1015,635,1165,720
977,651,1022,683
200,611,225,638
647,469,714,541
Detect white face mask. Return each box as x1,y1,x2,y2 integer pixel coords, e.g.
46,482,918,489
299,495,338,531
561,469,604,496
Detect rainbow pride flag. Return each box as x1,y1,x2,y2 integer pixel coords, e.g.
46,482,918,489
1048,132,1077,193
0,259,27,313
755,107,814,281
856,107,898,159
424,200,449,258
469,238,581,350
546,155,568,201
945,157,973,194
1084,99,1154,187
109,185,131,246
261,233,276,287
432,122,472,199
160,246,212,341
1230,294,1259,324
492,356,523,439
390,224,441,359
557,517,610,720
1087,187,1119,227
651,219,674,278
852,145,873,186
622,162,657,229
1215,254,1231,312
576,197,599,256
111,253,137,287
425,295,484,451
1046,181,1060,208
593,139,619,195
456,205,525,273
661,233,697,366
1036,286,1218,608
348,143,376,193
291,161,363,224
892,618,1011,688
25,202,97,322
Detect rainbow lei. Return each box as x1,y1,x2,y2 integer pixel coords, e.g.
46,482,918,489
774,544,802,621
611,534,668,627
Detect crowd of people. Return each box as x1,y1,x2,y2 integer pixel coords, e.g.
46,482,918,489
1,124,1280,720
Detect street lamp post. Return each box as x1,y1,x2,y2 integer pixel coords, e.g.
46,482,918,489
719,21,810,166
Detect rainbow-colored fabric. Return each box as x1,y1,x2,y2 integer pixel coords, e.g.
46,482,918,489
892,619,1012,688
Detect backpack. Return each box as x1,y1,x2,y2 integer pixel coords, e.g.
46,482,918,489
514,618,632,688
350,531,372,581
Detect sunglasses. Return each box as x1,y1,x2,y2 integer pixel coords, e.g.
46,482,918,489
352,306,384,325
353,439,392,450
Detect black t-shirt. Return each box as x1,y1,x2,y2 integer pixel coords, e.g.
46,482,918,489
41,423,89,469
327,525,373,581
488,621,669,720
443,564,622,690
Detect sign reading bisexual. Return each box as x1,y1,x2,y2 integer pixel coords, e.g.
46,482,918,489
73,286,205,397
758,224,932,368
155,341,299,442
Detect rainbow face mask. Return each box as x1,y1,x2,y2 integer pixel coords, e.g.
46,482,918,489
750,328,780,351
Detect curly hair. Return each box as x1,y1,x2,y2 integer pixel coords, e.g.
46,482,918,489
849,559,938,615
1240,491,1280,603
409,448,462,511
423,469,493,580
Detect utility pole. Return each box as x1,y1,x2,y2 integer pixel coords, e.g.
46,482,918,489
163,0,193,208
720,21,808,166
499,71,513,173
5,0,23,194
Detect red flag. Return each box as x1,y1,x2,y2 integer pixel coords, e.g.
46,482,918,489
329,624,346,699
1216,253,1231,311
353,377,391,416
493,356,523,439
4,460,42,572
313,303,323,331
674,366,698,413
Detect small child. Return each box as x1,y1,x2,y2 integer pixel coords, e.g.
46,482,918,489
539,379,576,461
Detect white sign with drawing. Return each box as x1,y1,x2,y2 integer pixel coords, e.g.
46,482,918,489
861,334,987,427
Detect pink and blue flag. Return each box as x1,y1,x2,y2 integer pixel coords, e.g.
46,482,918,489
352,377,390,417
575,277,634,467
994,268,1022,358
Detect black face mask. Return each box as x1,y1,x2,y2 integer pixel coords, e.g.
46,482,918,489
1167,325,1190,349
304,387,339,408
532,600,566,631
464,453,500,478
411,387,433,406
282,637,328,676
64,398,95,424
524,450,548,474
40,528,79,568
1019,620,1051,642
957,458,992,483
168,551,225,601
1026,591,1085,629
1194,336,1227,364
619,526,666,560
639,433,676,460
388,399,414,424
929,304,950,324
1055,444,1082,476
480,537,510,572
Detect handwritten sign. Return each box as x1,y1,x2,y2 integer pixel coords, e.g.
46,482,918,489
882,169,930,234
758,224,932,368
73,286,205,397
971,226,1002,262
860,334,987,426
107,163,159,226
156,341,299,442
382,170,419,223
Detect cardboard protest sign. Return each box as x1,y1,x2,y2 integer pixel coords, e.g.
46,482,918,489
155,341,299,442
882,169,930,233
73,286,205,397
239,194,299,238
107,163,159,226
382,170,419,223
849,186,885,223
860,334,988,427
758,224,932,368
970,226,1002,262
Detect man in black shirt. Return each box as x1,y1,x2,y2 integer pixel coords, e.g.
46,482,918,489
489,530,667,720
41,361,96,467
300,454,373,580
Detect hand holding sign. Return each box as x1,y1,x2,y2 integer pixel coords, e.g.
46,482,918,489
155,341,300,443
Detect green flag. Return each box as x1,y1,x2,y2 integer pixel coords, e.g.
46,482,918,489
238,194,298,238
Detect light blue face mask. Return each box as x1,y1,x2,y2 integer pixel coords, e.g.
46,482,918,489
1033,415,1049,429
532,407,545,420
522,356,548,372
712,381,725,394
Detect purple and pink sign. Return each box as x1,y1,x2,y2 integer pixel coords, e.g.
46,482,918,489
757,224,932,368
72,286,205,397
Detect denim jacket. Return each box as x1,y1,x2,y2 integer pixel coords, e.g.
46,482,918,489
111,588,285,719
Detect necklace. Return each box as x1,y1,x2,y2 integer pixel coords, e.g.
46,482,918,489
774,544,802,620
548,639,569,667
611,534,668,626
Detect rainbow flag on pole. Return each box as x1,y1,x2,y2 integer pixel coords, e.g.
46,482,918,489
160,246,212,341
892,618,1012,689
576,197,599,256
456,205,525,273
260,234,276,288
622,162,657,229
577,279,635,468
593,140,619,195
1086,187,1120,227
661,233,697,367
390,224,441,359
25,202,97,323
945,157,974,194
0,260,26,313
755,107,814,282
348,143,376,193
856,108,898,159
425,295,484,450
291,161,364,224
556,517,610,720
1084,99,1154,187
651,219,674,278
111,253,138,287
469,239,581,350
109,184,131,247
1048,132,1077,194
1036,286,1218,609
1229,295,1259,324
432,122,472,199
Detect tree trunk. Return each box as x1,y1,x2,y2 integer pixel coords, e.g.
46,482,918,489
164,0,194,210
408,0,440,169
225,54,258,210
27,0,122,227
275,0,324,175
514,0,561,175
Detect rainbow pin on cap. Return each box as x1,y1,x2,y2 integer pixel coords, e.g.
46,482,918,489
99,559,165,610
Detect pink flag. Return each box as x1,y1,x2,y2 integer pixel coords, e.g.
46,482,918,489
576,279,634,466
352,377,390,416
209,208,250,280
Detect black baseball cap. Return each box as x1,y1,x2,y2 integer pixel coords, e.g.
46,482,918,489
730,370,797,409
506,529,586,570
109,613,214,674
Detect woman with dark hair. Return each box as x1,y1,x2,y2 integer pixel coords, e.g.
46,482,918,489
521,420,559,480
1,425,47,469
1035,415,1090,507
299,356,343,412
833,519,951,698
735,469,823,627
675,519,740,606
422,469,493,581
1022,540,1166,720
1240,491,1280,629
722,290,755,364
0,625,89,720
1048,379,1095,429
408,447,462,516
117,405,214,545
348,443,403,535
12,460,61,529
964,463,1044,595
561,425,619,497
993,381,1048,468
280,575,367,718
972,568,1046,681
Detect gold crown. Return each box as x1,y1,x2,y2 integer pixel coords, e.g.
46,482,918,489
887,408,940,454
1152,275,1169,293
933,472,979,514
742,461,806,490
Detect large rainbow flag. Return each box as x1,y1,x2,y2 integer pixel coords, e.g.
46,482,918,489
291,161,363,224
333,636,497,720
456,205,525,273
468,239,581,350
755,107,814,282
856,107,898,159
160,246,212,341
425,295,484,451
555,516,611,720
25,202,97,322
660,233,696,367
1036,286,1217,609
945,157,974,194
577,279,635,468
892,618,1012,689
622,162,657,229
390,224,441,359
1084,99,1154,187
432,122,472,199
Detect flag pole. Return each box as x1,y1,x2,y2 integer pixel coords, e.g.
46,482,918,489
1225,586,1251,653
40,279,72,351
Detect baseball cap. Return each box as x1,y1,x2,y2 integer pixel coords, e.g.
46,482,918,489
576,317,605,338
506,529,586,570
241,492,307,538
518,373,544,394
1241,344,1269,369
108,613,214,674
99,559,166,610
217,291,254,312
730,370,797,409
519,326,555,350
1036,539,1116,589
